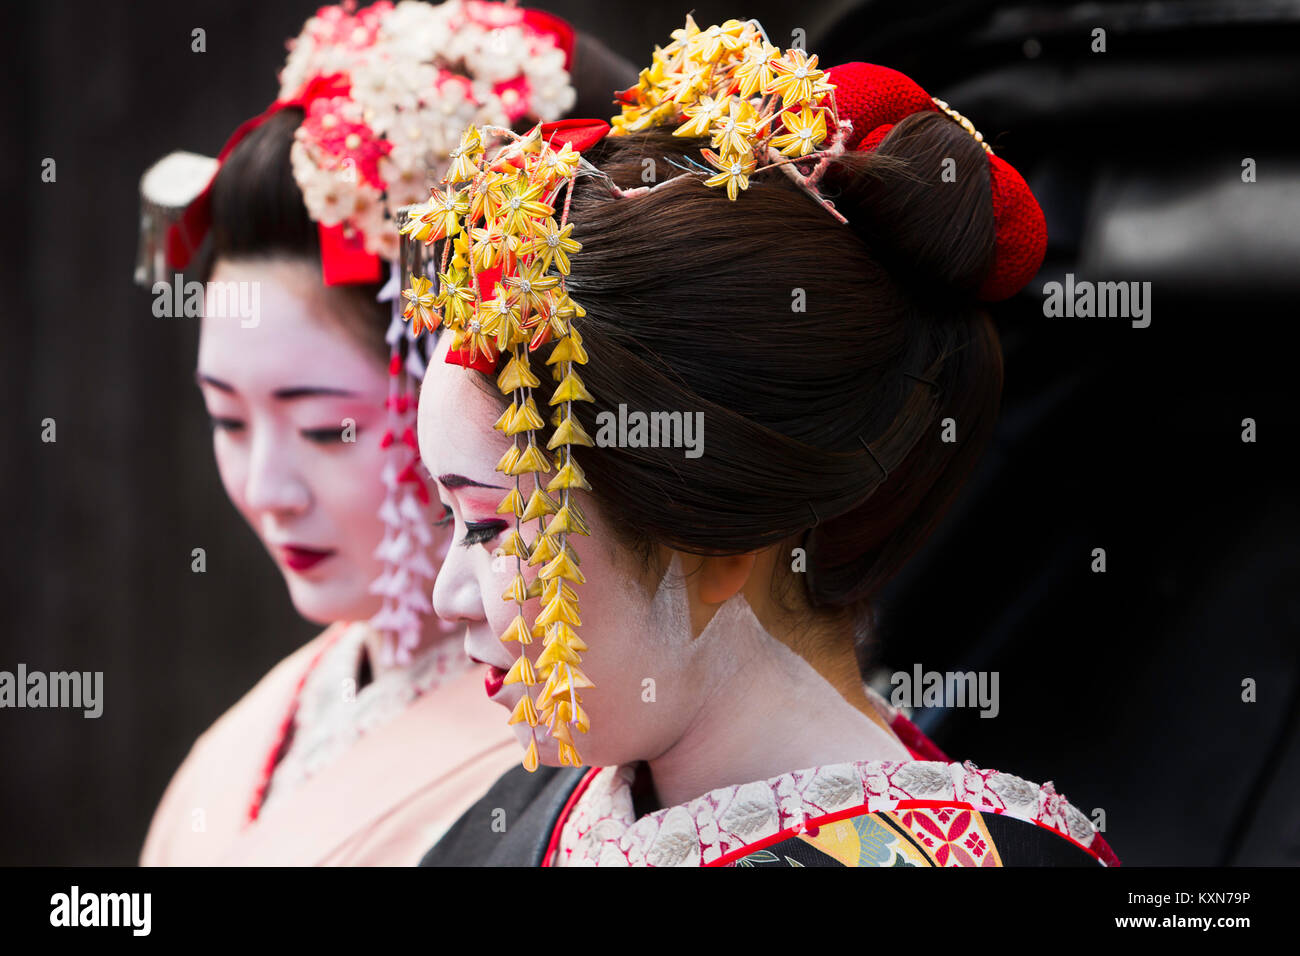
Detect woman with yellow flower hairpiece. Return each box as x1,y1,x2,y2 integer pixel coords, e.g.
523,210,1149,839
414,16,1118,867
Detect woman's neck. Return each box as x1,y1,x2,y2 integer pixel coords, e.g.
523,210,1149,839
645,594,911,810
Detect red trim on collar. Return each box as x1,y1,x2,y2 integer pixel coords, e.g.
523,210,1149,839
540,710,951,864
890,710,951,762
541,766,601,866
244,626,346,824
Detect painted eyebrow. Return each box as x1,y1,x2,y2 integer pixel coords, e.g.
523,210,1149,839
195,372,234,393
439,473,508,491
271,385,360,400
194,373,358,400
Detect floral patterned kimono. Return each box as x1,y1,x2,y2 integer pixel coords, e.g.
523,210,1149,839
142,621,520,866
422,692,1119,867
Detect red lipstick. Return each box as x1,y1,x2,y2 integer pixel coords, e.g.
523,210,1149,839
281,545,335,572
471,656,508,698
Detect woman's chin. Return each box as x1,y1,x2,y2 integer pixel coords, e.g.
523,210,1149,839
511,726,559,765
512,725,610,770
284,577,380,627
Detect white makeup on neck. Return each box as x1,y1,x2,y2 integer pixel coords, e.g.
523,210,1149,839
644,554,694,667
642,554,912,810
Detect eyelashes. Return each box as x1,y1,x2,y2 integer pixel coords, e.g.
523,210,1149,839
300,426,354,445
208,415,245,434
432,503,504,548
460,519,507,548
205,416,356,445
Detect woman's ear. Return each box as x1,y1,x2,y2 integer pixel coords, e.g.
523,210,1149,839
676,551,759,638
697,553,757,605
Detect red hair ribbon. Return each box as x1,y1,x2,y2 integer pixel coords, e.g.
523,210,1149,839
538,118,611,153
825,62,1047,301
164,72,375,285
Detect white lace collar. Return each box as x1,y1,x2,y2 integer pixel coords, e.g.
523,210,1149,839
554,758,1102,866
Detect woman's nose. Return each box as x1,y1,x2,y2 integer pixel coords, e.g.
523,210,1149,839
432,539,486,625
243,428,311,514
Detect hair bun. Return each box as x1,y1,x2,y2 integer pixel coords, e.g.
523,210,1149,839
825,61,1047,301
831,111,998,299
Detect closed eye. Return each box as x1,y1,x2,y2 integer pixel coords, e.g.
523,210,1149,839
460,519,508,547
301,426,353,445
208,415,245,433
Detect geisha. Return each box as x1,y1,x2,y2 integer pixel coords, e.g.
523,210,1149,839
409,17,1120,867
135,0,634,866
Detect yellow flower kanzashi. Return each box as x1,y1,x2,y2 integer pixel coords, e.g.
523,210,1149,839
702,148,756,201
523,218,580,275
611,16,843,201
401,186,469,242
770,105,829,158
398,125,593,772
401,276,438,336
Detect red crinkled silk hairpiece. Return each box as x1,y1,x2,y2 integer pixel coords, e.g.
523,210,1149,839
824,62,1047,301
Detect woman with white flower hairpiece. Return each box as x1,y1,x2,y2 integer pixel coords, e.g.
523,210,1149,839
135,0,635,866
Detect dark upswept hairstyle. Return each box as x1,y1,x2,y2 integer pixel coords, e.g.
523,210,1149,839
510,111,1003,632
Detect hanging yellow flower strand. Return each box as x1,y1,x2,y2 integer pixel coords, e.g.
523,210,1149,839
399,122,595,771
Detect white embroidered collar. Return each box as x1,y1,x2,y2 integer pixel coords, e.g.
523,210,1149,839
553,759,1101,866
261,622,471,813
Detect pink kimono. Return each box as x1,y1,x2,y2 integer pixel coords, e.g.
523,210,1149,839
141,622,520,865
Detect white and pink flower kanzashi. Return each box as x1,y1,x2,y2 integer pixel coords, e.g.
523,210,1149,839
282,0,576,262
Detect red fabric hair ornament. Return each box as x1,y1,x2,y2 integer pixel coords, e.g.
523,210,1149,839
825,62,1047,301
165,72,370,284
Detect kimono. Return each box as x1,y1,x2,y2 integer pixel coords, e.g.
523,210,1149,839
421,693,1119,867
141,621,520,866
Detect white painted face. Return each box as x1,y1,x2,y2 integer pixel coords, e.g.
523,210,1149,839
418,333,705,768
196,258,432,625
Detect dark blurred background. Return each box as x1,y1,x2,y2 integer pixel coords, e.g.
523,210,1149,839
2,0,1297,865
